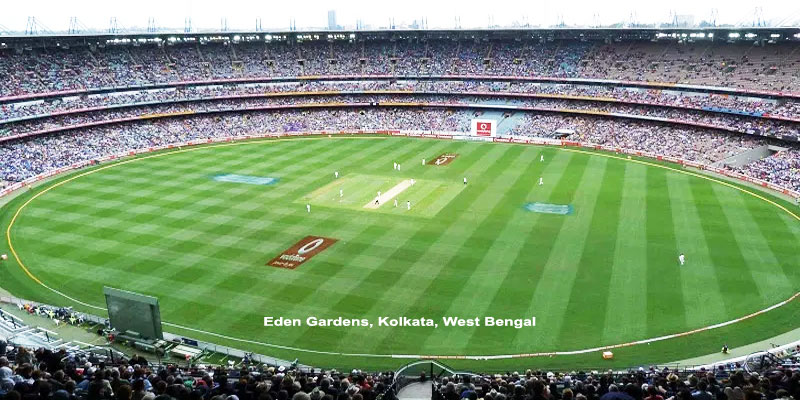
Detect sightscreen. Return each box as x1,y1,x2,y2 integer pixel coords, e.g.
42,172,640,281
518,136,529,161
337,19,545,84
103,287,163,340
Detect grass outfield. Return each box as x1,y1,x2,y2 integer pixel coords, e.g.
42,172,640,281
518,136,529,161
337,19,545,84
1,136,799,371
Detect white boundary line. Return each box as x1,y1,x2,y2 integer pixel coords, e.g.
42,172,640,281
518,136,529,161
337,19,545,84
4,135,800,360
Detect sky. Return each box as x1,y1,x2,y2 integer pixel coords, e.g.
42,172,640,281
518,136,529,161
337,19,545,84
1,0,799,33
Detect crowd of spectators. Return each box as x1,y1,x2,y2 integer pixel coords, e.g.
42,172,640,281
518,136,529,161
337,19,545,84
433,355,800,400
736,149,800,192
0,342,396,400
2,107,798,192
2,80,800,126
1,40,799,194
0,40,798,98
2,92,798,143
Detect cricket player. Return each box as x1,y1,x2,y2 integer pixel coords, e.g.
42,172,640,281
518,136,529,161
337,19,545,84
339,189,343,198
394,199,398,207
397,163,401,171
463,177,467,185
679,253,685,266
422,158,425,165
407,200,411,210
393,162,397,170
540,155,544,162
306,204,311,213
538,177,543,185
377,191,381,198
334,171,339,178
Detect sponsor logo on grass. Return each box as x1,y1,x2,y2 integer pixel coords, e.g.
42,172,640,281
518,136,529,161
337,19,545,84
427,153,459,166
525,202,574,215
213,174,278,185
267,236,337,269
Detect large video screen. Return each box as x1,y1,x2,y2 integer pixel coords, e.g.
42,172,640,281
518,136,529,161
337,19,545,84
103,287,163,340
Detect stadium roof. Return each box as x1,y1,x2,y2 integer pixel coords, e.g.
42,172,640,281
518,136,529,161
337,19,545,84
2,26,799,49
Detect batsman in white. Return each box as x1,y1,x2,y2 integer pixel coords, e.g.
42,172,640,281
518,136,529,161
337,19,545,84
679,253,685,266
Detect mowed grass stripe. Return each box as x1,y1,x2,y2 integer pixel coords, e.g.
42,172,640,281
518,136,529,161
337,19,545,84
644,167,685,336
689,177,763,313
431,149,572,352
601,162,648,343
514,156,608,350
557,158,625,348
665,173,727,327
742,191,800,286
710,184,794,303
369,145,538,354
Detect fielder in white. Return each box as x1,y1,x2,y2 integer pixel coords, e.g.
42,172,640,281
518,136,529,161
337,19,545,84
334,171,339,178
339,189,343,198
407,200,411,210
393,162,397,170
538,177,544,185
306,204,311,213
540,155,544,162
422,158,425,165
679,253,685,266
463,177,467,185
394,199,398,207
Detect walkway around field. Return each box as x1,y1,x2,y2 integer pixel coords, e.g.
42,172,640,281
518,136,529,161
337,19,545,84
397,382,432,400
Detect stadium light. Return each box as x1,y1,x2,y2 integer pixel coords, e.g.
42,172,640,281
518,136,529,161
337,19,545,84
770,34,781,38
728,33,740,38
745,33,757,38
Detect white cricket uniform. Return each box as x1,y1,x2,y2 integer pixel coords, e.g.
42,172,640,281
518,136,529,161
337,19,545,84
464,177,467,185
538,177,543,185
679,254,685,266
335,171,339,178
340,189,343,198
422,159,425,165
306,204,311,213
394,199,398,207
407,201,411,210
